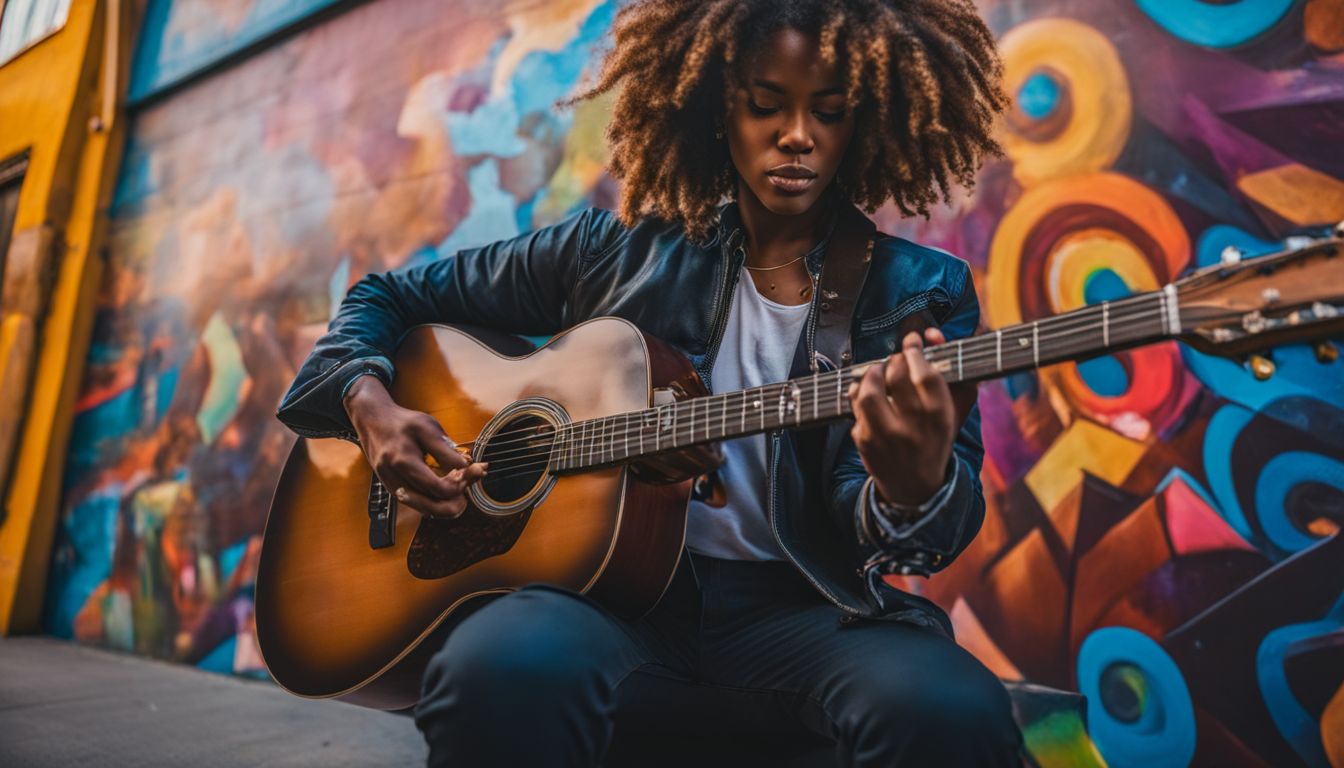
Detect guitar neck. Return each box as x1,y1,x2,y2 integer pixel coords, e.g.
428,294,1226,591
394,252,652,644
552,287,1180,472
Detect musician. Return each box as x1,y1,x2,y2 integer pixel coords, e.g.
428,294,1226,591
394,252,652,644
277,0,1021,764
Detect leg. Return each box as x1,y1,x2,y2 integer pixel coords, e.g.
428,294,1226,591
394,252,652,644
690,556,1020,768
414,586,657,768
708,604,1021,767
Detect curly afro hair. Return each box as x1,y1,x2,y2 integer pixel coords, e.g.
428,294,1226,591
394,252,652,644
567,0,1009,241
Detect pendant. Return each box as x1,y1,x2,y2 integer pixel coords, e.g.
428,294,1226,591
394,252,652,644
800,284,812,300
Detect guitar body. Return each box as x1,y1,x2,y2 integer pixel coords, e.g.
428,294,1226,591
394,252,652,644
256,318,698,709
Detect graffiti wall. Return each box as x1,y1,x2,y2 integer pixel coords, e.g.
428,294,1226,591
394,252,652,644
43,0,1343,765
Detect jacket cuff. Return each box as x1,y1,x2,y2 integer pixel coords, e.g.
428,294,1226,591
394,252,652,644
854,454,968,577
865,457,959,541
276,354,394,439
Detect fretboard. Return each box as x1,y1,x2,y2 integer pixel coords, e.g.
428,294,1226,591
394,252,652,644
552,287,1180,472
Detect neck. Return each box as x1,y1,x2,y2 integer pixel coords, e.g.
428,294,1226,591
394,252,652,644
734,181,833,266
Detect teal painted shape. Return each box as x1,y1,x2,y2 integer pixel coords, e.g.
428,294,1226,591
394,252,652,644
1018,71,1061,120
1133,0,1295,49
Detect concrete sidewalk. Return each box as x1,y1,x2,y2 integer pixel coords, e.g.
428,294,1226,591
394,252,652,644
0,637,426,767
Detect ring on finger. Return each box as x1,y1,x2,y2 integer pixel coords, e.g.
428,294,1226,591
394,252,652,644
394,486,408,501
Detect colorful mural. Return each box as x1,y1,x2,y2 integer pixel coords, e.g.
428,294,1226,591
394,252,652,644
44,0,1343,765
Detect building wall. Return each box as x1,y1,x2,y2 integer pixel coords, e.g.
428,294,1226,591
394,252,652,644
0,0,135,635
42,0,1344,765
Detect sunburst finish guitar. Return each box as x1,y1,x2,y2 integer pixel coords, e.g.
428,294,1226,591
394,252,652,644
256,226,1344,710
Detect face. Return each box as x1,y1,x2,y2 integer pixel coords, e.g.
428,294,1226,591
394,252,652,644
726,28,856,218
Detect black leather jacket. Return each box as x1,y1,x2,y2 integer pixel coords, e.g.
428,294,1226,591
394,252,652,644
276,201,985,634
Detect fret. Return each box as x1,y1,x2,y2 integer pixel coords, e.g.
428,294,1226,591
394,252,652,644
638,411,646,456
1101,301,1110,348
1032,321,1040,368
811,372,819,421
835,371,842,416
995,329,1003,372
623,413,630,462
720,394,728,438
671,402,679,448
740,389,747,434
1163,284,1180,335
956,341,964,381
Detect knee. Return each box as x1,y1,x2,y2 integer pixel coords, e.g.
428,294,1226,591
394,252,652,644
421,589,619,712
841,664,1021,764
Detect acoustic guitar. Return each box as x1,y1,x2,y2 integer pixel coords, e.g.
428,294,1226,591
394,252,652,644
256,227,1344,709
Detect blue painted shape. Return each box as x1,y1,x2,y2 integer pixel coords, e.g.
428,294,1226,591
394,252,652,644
197,635,237,674
1254,452,1344,554
1133,0,1295,49
1256,593,1342,768
1017,71,1061,121
1084,269,1131,304
1077,356,1130,397
1077,627,1197,768
218,539,250,586
1203,404,1257,543
129,0,349,104
43,489,123,638
1195,225,1279,269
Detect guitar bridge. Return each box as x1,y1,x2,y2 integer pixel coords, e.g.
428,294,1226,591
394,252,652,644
367,478,396,549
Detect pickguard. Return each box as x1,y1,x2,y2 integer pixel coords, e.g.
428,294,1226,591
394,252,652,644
406,504,532,579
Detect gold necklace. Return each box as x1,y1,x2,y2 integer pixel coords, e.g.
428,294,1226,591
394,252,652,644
745,255,812,298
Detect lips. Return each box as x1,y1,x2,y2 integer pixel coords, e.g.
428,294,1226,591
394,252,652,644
766,164,817,194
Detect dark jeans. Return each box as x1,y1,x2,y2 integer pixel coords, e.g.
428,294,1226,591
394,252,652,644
415,552,1021,767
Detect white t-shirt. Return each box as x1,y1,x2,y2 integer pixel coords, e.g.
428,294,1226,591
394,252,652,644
685,267,809,561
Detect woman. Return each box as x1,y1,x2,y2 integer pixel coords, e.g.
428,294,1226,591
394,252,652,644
277,0,1020,764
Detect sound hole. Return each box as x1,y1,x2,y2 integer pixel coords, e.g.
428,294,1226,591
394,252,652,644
478,414,555,505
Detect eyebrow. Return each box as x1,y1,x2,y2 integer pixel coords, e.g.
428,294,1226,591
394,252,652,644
751,79,845,97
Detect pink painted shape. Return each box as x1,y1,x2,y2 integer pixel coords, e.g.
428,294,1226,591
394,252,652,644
1163,477,1255,556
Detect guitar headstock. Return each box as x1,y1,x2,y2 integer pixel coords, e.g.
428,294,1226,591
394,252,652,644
1175,224,1344,361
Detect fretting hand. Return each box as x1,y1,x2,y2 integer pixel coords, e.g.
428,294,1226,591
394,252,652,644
848,328,957,507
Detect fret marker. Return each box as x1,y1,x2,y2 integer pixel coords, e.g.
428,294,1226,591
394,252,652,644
1163,284,1181,335
1102,301,1110,347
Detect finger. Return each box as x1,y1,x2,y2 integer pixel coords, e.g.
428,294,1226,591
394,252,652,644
883,335,922,412
852,360,901,439
390,479,463,518
418,422,470,471
923,326,947,346
441,462,489,494
904,338,952,413
395,455,459,500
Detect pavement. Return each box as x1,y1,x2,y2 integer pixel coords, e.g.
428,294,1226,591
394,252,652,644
0,636,427,767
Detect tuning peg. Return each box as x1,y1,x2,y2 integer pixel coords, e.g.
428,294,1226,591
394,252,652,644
1248,354,1276,380
1315,341,1339,364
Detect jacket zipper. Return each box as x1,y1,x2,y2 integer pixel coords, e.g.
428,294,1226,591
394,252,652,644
696,237,746,387
767,431,863,616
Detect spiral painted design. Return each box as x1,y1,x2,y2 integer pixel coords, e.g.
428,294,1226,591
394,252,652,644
998,19,1131,187
987,173,1193,436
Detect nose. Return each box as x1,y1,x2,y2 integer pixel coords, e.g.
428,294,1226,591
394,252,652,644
778,110,814,155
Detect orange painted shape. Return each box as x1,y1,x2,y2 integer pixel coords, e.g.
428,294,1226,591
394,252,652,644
1238,164,1344,226
1325,680,1344,767
949,596,1025,681
1306,0,1344,52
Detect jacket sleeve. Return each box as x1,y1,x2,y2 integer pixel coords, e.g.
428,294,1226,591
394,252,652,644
828,263,986,578
275,207,618,438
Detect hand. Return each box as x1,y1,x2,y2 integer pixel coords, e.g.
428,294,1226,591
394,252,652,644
848,328,956,507
343,375,487,518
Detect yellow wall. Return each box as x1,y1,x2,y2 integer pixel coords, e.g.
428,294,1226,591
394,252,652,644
0,0,133,633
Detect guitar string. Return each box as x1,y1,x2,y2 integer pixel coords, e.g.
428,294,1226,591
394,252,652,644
446,294,1168,463
435,297,1170,471
454,301,1171,477
471,310,1178,483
